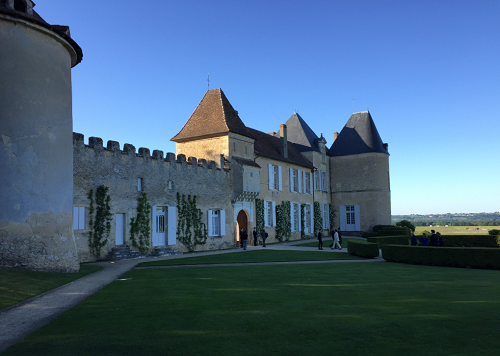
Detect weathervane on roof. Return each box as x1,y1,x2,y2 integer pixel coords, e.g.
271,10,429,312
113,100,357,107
207,73,210,91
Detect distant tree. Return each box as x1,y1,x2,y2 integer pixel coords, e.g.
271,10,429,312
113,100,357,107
488,229,500,236
395,220,415,232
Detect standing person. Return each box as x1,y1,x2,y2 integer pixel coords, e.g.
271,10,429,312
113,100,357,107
239,228,244,248
411,231,418,246
420,233,428,246
261,229,267,247
437,232,443,247
329,228,336,249
253,227,258,246
242,229,248,250
332,229,342,250
337,228,343,246
318,230,323,250
429,230,438,246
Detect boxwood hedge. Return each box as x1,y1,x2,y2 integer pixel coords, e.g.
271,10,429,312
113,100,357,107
381,245,500,270
440,235,498,248
367,235,409,248
347,240,379,258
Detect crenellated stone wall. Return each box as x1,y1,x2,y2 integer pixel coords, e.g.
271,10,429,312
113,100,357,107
73,133,235,261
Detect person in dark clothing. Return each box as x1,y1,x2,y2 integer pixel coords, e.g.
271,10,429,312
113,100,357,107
337,228,342,246
253,227,258,246
318,230,323,250
429,230,438,246
411,232,418,246
420,233,428,246
261,229,267,247
437,232,443,247
241,229,248,250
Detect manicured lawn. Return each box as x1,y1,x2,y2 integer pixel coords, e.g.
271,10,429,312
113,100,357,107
5,263,500,356
295,237,355,248
137,249,361,267
0,265,102,310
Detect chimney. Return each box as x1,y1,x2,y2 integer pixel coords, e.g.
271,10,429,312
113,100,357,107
280,124,288,158
334,132,339,141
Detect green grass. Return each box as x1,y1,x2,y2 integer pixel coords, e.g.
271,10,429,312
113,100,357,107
137,249,361,267
5,263,500,356
295,237,355,248
415,225,495,235
0,265,102,310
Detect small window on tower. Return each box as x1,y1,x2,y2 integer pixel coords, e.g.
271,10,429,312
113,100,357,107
138,178,143,191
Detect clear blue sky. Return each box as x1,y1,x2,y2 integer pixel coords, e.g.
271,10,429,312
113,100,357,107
40,0,499,215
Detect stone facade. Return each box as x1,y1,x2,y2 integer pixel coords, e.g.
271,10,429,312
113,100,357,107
73,134,234,261
0,3,81,272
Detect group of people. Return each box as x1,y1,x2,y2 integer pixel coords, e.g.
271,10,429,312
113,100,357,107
317,228,342,250
411,229,444,247
239,227,268,250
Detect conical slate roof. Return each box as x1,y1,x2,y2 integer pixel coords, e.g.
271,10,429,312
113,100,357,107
329,111,388,156
171,88,251,142
282,112,322,153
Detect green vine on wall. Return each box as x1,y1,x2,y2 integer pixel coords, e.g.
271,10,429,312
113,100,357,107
313,201,323,235
300,204,306,239
276,201,291,242
130,193,151,255
255,198,265,233
176,192,207,251
87,185,112,258
329,203,335,231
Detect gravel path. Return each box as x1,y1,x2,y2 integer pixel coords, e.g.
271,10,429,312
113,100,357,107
0,237,379,352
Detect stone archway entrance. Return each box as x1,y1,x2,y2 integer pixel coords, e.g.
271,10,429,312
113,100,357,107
236,210,249,247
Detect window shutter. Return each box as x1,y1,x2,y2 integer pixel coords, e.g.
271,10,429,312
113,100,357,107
354,205,361,231
325,204,329,229
314,171,318,190
264,202,269,226
278,166,282,191
298,204,301,232
73,207,79,230
207,209,213,237
325,172,328,192
302,171,306,193
298,170,302,193
290,204,295,232
272,201,276,226
167,206,177,245
152,206,157,238
289,168,293,192
309,204,314,234
309,172,313,194
339,205,346,231
220,210,226,236
78,207,85,230
268,164,273,190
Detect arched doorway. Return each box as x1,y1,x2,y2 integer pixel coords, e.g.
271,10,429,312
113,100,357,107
236,210,249,247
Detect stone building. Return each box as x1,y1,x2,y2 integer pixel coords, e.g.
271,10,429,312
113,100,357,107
0,1,82,272
0,3,391,270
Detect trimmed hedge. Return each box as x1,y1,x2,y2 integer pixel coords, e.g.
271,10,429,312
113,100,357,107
440,235,498,248
372,225,394,232
348,240,379,258
367,235,409,248
364,226,410,238
381,245,500,270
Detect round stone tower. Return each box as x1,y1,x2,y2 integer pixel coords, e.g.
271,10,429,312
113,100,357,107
0,1,83,272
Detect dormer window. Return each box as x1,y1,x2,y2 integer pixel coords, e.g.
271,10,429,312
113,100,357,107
14,0,27,12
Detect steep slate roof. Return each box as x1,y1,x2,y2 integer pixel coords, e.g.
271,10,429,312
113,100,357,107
247,127,314,169
171,88,252,142
329,111,388,156
0,2,83,66
281,112,322,153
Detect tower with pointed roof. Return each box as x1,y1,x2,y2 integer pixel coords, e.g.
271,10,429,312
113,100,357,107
172,88,255,164
0,1,83,272
328,111,391,231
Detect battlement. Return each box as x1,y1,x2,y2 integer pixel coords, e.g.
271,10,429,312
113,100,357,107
73,132,227,171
